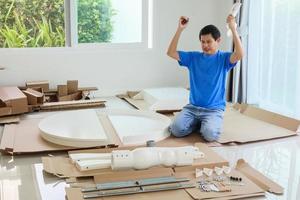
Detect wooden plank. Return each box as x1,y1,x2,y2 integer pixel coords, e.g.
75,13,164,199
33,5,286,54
40,99,106,111
0,115,20,124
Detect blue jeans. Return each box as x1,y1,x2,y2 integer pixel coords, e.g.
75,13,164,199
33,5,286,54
169,104,224,142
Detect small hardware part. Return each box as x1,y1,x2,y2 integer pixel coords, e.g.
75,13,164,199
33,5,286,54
229,176,242,182
222,166,231,174
214,166,223,175
213,176,226,182
203,168,213,177
214,182,231,192
146,140,156,147
195,168,203,178
198,182,219,192
223,182,245,186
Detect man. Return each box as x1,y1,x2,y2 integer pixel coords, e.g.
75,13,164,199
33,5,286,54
167,15,243,142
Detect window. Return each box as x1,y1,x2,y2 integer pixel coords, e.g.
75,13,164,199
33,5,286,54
247,0,300,119
0,0,151,48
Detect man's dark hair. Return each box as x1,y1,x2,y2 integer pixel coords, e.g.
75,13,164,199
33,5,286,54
199,25,221,41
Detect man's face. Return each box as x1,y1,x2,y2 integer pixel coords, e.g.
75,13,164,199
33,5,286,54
200,34,220,55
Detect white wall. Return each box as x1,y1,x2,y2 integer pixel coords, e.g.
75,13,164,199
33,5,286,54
0,0,233,96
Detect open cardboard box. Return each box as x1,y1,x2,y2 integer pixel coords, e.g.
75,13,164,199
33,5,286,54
26,80,50,92
0,110,111,154
0,86,28,117
220,104,300,144
0,108,209,154
23,88,44,105
41,143,282,200
1,101,299,154
118,92,300,144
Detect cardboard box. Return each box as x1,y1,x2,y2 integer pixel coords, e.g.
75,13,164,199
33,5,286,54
0,87,28,117
117,94,300,144
0,115,20,124
67,80,78,94
23,88,44,105
220,104,300,143
57,85,68,97
26,80,49,92
0,100,107,154
58,91,82,101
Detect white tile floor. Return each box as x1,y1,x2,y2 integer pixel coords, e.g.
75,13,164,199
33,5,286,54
0,97,299,200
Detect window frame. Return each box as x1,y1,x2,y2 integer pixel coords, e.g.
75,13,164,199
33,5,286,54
68,0,151,49
0,0,152,50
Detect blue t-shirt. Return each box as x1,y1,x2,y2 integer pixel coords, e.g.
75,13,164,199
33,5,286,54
178,50,236,110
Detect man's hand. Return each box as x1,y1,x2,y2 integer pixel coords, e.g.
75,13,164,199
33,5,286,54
227,15,236,30
178,16,189,30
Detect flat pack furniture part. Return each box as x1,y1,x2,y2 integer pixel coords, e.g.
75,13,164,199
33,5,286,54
70,153,112,162
39,109,171,148
42,143,228,178
0,86,28,117
57,85,68,97
72,146,204,171
175,159,283,200
0,110,117,155
0,118,78,154
26,80,50,92
219,104,300,144
117,96,299,144
82,176,190,192
71,168,195,199
39,109,111,148
58,91,83,101
117,93,178,114
0,112,209,154
23,88,44,105
82,182,195,199
0,115,20,124
39,99,105,111
67,80,79,94
64,159,282,200
131,87,189,112
110,146,204,170
105,109,171,145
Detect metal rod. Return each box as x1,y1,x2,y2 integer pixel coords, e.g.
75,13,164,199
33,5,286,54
82,176,190,192
83,183,195,199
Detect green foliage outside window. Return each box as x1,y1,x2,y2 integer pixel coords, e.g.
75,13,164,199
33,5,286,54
0,0,65,47
78,0,115,43
0,0,115,48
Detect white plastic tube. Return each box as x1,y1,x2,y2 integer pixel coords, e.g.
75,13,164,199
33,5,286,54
227,2,242,37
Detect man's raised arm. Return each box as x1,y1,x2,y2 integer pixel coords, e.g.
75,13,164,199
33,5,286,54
227,15,244,63
167,16,189,61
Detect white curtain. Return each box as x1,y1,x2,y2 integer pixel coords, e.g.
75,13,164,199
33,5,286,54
247,0,300,119
232,0,249,103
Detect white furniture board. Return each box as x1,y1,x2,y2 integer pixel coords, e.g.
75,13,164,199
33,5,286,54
39,109,171,147
102,109,171,145
39,109,109,147
132,87,189,111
